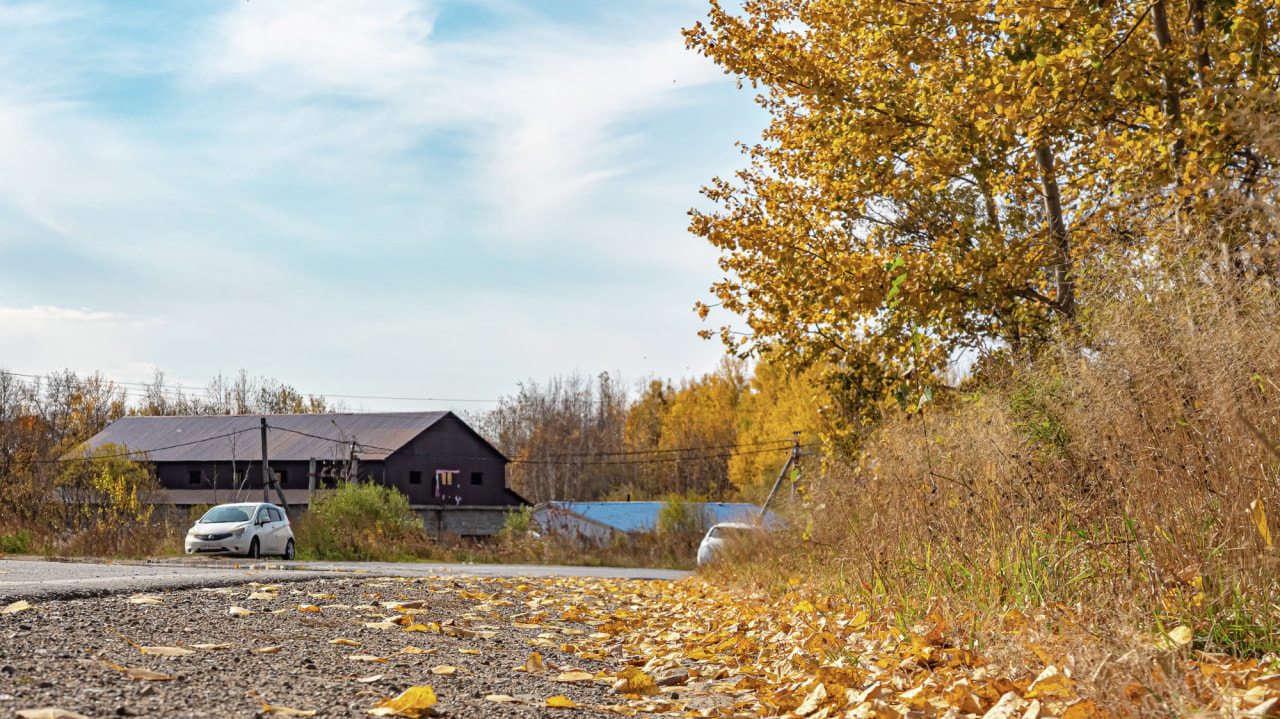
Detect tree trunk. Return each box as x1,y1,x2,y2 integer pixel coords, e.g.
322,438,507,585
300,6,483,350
1035,143,1074,319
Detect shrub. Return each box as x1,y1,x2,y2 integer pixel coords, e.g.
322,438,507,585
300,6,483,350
1,529,31,554
656,491,710,535
294,482,427,561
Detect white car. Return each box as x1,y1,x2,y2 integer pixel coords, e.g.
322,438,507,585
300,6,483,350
185,502,295,560
696,522,762,566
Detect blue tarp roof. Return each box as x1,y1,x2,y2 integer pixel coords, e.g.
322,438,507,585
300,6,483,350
547,501,785,532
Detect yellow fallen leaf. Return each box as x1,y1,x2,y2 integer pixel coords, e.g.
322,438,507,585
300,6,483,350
1061,698,1104,719
16,709,91,719
364,621,398,630
546,696,577,708
350,655,390,663
402,623,437,633
297,605,322,613
229,606,254,616
128,595,164,605
309,593,336,599
2,600,33,614
560,628,585,636
398,646,436,655
458,649,479,655
255,646,283,654
355,675,384,683
552,671,595,683
367,686,438,717
523,652,547,675
331,639,361,646
1167,625,1195,647
793,600,816,614
795,682,828,716
141,646,195,657
512,622,541,629
248,592,277,600
612,667,659,696
1251,497,1273,547
430,665,458,675
588,633,610,640
191,643,232,650
485,695,523,703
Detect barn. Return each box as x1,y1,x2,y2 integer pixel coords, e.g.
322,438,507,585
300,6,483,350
79,411,527,537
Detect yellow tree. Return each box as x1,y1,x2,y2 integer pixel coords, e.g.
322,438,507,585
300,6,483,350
728,359,828,495
686,0,1280,427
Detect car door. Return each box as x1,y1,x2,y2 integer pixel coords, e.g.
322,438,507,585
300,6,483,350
268,507,286,553
255,506,275,553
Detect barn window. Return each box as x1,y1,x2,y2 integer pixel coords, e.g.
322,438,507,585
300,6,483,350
277,470,288,485
188,470,200,485
410,471,422,485
470,472,483,486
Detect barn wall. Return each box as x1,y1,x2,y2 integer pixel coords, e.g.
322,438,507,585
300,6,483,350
384,415,511,506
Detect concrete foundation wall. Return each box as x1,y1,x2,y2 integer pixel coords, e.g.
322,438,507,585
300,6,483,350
414,505,514,538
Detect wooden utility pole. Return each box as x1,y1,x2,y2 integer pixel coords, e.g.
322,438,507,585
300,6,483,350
759,433,802,521
308,457,317,509
260,418,291,514
261,418,271,504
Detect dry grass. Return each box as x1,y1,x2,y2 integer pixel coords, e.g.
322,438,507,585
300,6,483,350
706,209,1280,713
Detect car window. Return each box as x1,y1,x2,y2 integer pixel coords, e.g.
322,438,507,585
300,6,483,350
257,507,271,523
202,507,250,523
268,508,282,522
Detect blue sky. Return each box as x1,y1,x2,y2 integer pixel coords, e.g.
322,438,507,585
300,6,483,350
0,0,764,410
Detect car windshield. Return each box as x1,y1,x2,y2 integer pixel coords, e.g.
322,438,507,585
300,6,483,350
201,507,251,524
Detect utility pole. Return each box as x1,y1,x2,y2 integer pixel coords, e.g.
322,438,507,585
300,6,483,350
260,418,291,515
759,432,802,522
260,418,270,504
308,457,317,509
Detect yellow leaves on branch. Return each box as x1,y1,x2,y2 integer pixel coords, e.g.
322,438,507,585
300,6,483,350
683,0,1280,419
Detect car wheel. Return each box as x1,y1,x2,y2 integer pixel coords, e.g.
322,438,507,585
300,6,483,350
247,538,260,559
282,539,295,561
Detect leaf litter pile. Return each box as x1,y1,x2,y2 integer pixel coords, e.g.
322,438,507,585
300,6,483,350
1,576,1278,718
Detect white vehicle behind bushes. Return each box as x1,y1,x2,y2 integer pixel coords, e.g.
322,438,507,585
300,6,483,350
696,522,764,567
185,502,294,560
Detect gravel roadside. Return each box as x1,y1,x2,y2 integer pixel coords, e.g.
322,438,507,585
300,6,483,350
0,573,693,718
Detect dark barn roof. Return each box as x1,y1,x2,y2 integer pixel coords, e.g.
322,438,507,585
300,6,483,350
81,412,454,462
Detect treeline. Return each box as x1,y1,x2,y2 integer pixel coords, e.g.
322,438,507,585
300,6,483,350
0,368,339,524
474,358,825,504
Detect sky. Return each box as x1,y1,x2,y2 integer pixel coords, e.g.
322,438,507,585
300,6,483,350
0,0,766,412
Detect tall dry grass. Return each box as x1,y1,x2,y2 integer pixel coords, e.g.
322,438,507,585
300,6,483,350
707,202,1280,711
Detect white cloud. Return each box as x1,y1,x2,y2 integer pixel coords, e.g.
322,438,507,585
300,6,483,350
192,0,724,230
0,306,162,382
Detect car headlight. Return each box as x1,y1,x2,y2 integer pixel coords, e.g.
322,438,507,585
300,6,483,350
187,528,198,537
230,526,246,537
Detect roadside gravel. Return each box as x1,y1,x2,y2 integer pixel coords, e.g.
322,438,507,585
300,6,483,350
0,573,671,718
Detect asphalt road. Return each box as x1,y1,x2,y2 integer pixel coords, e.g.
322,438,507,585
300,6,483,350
0,557,691,603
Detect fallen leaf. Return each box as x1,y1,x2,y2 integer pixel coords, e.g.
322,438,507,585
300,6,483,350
364,621,398,630
984,691,1028,719
141,646,195,657
430,666,458,675
16,709,90,719
485,695,524,703
191,643,232,650
612,667,659,696
296,605,322,613
546,696,577,708
1167,625,1195,647
355,675,384,684
552,671,595,683
523,652,547,675
255,646,283,654
229,606,254,616
128,595,164,605
367,685,438,717
2,600,33,614
330,639,362,646
795,682,828,716
248,592,277,600
458,649,479,655
398,647,436,655
350,655,390,663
